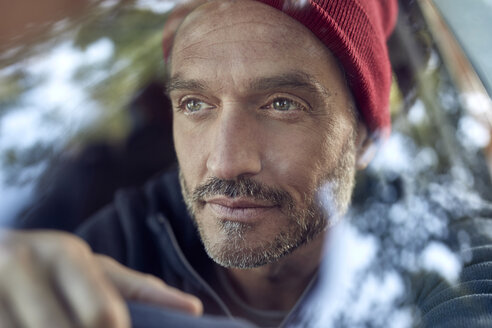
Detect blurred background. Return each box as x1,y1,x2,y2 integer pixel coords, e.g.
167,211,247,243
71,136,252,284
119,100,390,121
1,0,492,326
0,0,177,228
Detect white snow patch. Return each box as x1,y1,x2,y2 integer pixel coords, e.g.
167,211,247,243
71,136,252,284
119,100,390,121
85,38,114,64
407,99,427,125
99,0,119,9
460,92,492,117
458,115,490,148
0,39,113,217
134,0,176,13
420,241,461,283
350,272,404,319
370,133,413,173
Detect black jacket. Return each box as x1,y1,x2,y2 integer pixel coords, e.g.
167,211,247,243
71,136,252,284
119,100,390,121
77,168,492,327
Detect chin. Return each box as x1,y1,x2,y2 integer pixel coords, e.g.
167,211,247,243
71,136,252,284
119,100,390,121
199,218,326,269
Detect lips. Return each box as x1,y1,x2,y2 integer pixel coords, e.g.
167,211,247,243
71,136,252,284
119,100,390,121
205,197,276,222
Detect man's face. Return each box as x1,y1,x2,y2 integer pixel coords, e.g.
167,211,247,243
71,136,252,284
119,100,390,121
169,0,363,269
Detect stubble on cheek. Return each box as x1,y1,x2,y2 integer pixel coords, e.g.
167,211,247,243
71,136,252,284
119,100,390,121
315,133,357,225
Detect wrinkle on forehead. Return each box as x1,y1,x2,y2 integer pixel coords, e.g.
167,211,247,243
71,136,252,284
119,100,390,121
175,41,315,64
181,20,295,43
172,0,327,62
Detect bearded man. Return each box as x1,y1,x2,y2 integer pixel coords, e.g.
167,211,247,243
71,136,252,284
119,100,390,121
4,1,491,327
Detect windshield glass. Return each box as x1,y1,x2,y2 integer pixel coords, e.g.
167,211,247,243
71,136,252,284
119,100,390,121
1,1,491,327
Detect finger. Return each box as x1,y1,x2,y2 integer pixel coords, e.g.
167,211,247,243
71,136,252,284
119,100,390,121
97,255,203,316
0,246,72,328
49,242,130,328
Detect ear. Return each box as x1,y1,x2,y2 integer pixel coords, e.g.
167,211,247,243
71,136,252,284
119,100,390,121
354,121,376,170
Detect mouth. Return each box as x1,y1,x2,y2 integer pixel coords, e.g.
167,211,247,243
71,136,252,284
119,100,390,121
205,197,277,222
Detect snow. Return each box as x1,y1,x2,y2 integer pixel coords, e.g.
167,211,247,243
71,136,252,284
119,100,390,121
458,115,490,149
134,0,176,13
0,39,115,221
420,241,462,283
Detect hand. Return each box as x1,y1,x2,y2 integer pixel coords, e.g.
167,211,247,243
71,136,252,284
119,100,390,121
0,230,203,328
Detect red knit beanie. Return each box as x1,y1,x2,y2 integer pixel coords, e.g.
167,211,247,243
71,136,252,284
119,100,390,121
257,0,398,139
163,0,398,139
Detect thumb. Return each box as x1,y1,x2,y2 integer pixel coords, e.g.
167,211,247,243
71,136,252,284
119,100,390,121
96,255,203,316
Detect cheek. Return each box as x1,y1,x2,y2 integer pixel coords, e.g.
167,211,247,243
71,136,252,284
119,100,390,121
263,124,333,200
263,110,353,202
173,118,209,183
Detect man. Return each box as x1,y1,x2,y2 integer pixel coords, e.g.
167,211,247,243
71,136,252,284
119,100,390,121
5,0,490,327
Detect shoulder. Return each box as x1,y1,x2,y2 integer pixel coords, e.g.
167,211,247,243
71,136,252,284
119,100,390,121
417,217,492,327
75,187,147,264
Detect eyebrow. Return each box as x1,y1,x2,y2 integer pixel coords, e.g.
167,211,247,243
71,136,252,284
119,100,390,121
166,71,330,98
250,71,330,97
166,76,207,94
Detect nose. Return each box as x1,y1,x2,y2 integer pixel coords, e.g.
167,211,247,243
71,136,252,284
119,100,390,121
206,108,262,180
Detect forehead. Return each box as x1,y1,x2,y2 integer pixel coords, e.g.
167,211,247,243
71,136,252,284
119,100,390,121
170,0,343,89
174,1,314,52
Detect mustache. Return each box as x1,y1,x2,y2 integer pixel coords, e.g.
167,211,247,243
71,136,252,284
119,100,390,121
190,177,293,208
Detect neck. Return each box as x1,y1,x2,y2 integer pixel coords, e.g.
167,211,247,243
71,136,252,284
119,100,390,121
220,233,326,311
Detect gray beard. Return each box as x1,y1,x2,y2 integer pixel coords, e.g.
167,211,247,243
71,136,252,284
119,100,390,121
178,135,356,269
211,215,324,269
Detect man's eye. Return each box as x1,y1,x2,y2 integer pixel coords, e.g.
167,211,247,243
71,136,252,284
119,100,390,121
269,98,304,111
184,99,205,112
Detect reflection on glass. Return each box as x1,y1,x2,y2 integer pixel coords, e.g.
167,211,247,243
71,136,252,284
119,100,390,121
0,0,491,327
